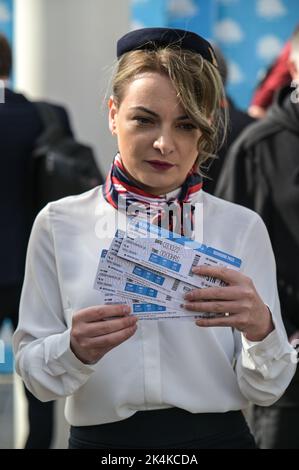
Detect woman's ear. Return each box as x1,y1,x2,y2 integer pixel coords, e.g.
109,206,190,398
108,96,118,135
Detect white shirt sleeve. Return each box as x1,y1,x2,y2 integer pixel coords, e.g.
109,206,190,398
234,214,297,406
13,194,297,417
13,206,95,401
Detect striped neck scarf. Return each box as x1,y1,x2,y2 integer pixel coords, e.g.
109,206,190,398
103,154,203,237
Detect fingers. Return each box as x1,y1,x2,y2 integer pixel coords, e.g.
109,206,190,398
195,314,243,329
187,267,266,336
192,265,248,286
87,322,138,350
76,304,131,323
183,285,246,315
184,299,238,315
184,286,242,302
84,314,138,338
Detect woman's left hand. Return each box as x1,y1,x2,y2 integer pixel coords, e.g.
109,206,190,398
183,265,275,341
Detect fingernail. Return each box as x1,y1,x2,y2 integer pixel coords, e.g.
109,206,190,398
192,266,201,273
184,292,192,300
123,306,130,314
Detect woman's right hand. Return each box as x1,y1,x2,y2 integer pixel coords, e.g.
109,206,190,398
70,305,138,364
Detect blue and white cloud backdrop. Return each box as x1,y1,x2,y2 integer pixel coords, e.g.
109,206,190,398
0,0,13,89
132,0,299,109
1,1,297,110
0,0,13,44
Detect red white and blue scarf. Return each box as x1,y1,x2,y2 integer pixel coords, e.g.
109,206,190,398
103,154,203,237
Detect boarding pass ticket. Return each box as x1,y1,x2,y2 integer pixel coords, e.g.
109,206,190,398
103,293,210,321
95,251,190,314
117,218,242,288
93,219,242,320
95,249,194,301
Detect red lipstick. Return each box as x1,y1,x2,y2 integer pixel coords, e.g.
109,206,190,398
146,160,175,171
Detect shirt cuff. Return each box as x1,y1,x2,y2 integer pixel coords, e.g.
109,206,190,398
43,328,96,377
241,321,294,374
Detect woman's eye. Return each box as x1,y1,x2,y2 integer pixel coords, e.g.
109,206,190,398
178,123,197,130
134,116,153,125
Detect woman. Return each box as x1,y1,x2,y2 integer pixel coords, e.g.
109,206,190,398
14,28,296,449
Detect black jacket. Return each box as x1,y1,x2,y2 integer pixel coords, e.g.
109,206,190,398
203,97,255,194
216,86,299,337
0,89,71,285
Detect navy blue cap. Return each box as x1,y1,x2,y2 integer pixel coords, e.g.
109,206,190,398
117,28,218,67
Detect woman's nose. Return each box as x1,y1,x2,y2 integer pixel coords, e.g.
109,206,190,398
153,131,175,155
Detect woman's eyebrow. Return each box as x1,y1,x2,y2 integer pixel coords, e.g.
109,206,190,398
129,106,159,117
130,106,189,120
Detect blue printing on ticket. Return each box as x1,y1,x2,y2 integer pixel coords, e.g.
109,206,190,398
132,266,165,286
125,282,158,298
198,247,241,267
149,253,181,272
133,303,167,313
129,219,241,268
115,229,125,239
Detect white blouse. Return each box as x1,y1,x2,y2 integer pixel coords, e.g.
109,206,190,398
13,187,296,426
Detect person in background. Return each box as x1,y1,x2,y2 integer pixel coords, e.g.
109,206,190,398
215,26,299,449
203,45,255,195
248,38,293,119
14,28,296,449
0,33,72,449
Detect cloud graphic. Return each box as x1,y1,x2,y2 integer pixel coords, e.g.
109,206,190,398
257,35,283,60
214,19,244,43
132,0,150,5
228,61,244,84
168,0,198,18
256,67,268,82
0,3,11,23
130,20,146,32
217,0,239,4
256,0,287,19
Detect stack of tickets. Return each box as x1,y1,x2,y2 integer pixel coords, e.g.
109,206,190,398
94,218,242,320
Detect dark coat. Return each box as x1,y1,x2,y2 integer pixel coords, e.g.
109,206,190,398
0,89,71,285
216,86,299,338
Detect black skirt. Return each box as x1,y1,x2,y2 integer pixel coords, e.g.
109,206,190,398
69,408,257,449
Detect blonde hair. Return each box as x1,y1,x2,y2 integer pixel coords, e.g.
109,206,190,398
112,47,228,171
